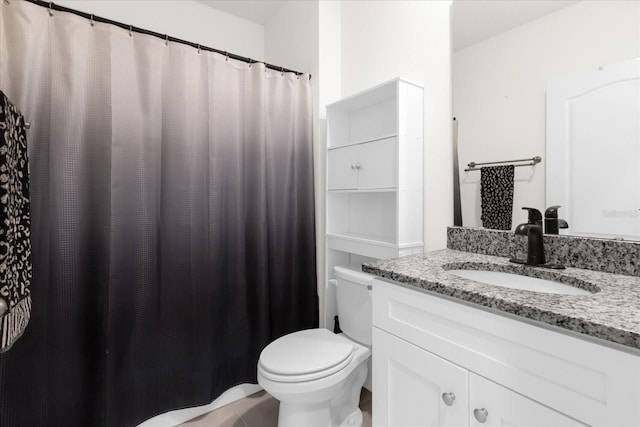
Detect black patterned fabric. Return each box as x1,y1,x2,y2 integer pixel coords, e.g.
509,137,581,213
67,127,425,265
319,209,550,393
0,91,32,353
480,165,514,230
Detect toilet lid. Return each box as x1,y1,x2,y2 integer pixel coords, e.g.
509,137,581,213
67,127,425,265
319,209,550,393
259,329,354,382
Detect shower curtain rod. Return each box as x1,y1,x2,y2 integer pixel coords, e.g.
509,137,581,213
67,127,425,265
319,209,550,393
22,0,311,79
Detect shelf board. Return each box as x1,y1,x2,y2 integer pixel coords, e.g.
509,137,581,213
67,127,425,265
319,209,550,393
326,79,397,112
327,233,395,246
328,133,398,150
325,77,421,112
326,234,423,259
328,188,397,194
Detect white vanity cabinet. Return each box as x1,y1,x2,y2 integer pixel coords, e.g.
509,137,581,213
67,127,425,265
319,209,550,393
468,373,586,427
372,278,640,427
374,328,586,427
373,327,468,426
326,78,423,260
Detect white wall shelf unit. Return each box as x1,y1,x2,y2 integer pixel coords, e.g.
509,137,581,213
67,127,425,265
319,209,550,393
325,77,424,259
323,78,424,332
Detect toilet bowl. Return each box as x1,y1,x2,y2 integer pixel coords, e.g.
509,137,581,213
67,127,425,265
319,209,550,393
257,266,374,427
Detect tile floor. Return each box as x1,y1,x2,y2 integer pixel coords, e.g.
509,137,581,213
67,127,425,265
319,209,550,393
180,388,372,427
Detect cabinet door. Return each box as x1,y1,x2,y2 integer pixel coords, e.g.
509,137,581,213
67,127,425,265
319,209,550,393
357,137,397,189
469,374,587,427
327,145,358,190
373,327,468,427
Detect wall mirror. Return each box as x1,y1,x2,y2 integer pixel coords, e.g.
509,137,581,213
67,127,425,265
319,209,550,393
452,0,640,240
546,59,639,240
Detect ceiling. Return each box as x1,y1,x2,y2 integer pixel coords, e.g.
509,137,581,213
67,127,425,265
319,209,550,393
451,0,578,51
196,0,579,51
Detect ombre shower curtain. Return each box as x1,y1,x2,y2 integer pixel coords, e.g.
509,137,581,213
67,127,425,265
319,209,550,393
0,2,317,426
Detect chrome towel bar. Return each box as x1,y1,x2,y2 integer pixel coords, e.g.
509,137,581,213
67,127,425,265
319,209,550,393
465,156,541,172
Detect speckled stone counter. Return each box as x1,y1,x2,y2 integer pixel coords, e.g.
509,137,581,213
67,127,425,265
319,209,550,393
363,249,640,351
447,226,640,277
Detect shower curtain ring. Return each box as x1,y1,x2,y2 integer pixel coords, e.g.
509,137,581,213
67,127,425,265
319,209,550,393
3,0,10,6
225,52,229,61
48,1,53,16
165,34,169,46
90,14,95,27
248,58,253,68
281,67,284,76
128,25,133,37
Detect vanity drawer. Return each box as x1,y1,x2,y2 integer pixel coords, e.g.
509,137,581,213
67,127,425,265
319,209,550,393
372,278,640,427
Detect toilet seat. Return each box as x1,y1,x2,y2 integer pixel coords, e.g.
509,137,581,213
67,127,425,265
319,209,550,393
258,329,355,383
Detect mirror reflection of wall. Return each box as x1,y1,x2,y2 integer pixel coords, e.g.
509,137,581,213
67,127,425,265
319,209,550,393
547,58,640,240
452,0,639,233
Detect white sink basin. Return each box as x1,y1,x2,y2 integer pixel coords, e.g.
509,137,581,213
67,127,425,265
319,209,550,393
448,269,593,296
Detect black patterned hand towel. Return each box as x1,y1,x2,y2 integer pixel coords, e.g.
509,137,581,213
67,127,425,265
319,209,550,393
0,91,32,353
480,165,515,230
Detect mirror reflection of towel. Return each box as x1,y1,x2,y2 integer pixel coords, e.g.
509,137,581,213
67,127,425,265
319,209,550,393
480,165,514,230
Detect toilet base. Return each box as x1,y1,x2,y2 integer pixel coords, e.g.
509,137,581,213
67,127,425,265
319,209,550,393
272,362,367,427
338,408,363,427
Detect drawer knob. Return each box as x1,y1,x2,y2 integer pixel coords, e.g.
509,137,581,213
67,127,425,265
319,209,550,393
441,392,456,406
351,163,358,170
473,408,489,423
355,162,361,169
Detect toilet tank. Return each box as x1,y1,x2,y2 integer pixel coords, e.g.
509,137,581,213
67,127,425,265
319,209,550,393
334,266,374,346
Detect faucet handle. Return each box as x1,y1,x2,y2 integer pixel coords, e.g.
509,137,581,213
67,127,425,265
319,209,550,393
544,206,569,234
522,207,543,226
545,205,561,218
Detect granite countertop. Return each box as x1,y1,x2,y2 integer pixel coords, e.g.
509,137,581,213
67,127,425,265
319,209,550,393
363,249,640,351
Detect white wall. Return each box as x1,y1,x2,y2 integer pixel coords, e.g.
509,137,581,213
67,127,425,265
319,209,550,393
315,1,342,328
341,0,453,252
453,0,640,229
265,2,318,75
55,0,264,60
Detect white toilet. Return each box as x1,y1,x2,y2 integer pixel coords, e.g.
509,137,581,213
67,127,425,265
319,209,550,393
257,266,374,427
